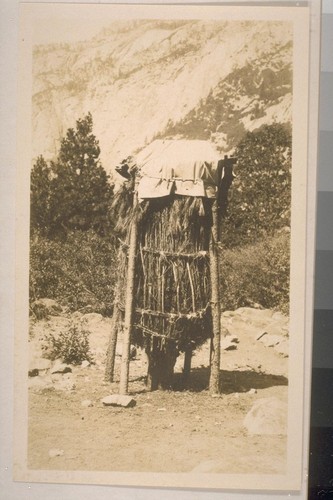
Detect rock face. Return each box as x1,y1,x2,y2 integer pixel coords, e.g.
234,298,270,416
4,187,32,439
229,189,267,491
243,397,287,435
32,20,292,177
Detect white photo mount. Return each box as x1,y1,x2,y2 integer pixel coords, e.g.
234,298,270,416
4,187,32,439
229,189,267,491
11,0,321,496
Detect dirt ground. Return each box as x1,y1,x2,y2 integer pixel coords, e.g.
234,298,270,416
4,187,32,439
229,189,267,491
28,308,289,475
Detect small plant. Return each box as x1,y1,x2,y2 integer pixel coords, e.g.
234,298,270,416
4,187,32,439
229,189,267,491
42,321,93,365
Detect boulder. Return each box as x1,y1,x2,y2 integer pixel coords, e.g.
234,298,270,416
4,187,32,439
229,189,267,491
243,397,287,435
232,308,274,325
31,298,62,319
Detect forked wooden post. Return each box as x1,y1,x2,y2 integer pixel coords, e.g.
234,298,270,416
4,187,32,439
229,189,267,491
209,199,221,394
119,183,139,395
208,155,236,393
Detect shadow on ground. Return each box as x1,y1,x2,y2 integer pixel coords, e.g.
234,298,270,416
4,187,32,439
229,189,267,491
172,367,288,393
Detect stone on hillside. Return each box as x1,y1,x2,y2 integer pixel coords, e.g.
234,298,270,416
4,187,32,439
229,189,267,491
101,395,136,408
28,368,39,377
50,359,72,374
31,298,62,319
243,397,287,435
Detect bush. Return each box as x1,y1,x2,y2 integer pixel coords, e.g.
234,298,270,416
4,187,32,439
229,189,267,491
42,321,93,365
220,232,290,314
30,230,117,315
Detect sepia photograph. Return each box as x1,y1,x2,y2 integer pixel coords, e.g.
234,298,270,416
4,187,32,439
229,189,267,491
14,2,312,491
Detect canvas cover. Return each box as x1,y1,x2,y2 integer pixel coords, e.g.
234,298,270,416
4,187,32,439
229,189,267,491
135,139,221,200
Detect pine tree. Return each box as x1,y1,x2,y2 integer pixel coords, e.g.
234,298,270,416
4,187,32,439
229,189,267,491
30,155,52,235
30,113,113,237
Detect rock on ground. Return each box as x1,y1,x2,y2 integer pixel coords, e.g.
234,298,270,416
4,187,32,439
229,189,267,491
50,360,72,374
243,397,287,435
222,307,289,357
101,395,136,408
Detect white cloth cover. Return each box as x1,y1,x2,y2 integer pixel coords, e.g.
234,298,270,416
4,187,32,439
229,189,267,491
135,139,221,200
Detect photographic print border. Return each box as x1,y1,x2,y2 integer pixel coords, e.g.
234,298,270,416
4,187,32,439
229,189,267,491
12,0,319,493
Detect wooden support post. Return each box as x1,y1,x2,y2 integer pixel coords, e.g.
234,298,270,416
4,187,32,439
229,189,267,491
104,284,121,382
146,337,159,391
119,187,139,395
183,346,192,385
209,199,221,394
